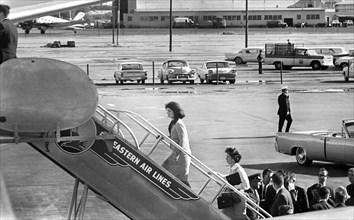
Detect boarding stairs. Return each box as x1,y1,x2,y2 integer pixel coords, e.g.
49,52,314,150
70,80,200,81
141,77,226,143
1,104,271,220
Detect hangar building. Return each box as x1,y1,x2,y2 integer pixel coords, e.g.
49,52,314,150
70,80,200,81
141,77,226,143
118,0,353,28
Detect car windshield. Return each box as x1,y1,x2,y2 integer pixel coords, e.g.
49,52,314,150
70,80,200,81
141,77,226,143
168,61,187,67
345,122,354,138
307,49,318,55
206,62,229,68
121,64,143,70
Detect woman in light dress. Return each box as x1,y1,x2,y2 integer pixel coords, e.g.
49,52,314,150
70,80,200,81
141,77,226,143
221,147,250,220
162,101,191,187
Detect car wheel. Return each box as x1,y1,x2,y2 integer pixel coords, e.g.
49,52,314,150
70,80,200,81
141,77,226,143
200,79,204,83
234,57,243,65
340,63,348,70
296,147,312,166
275,62,282,70
120,80,124,84
190,80,195,84
229,79,235,84
142,80,145,84
311,61,321,70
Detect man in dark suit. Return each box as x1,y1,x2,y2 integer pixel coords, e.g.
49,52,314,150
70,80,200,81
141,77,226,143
277,86,292,132
269,172,294,217
0,4,18,64
346,168,354,206
284,172,309,213
307,168,335,207
258,169,273,203
310,186,333,211
257,50,263,74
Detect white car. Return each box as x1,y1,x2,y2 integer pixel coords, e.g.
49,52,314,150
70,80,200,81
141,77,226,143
331,20,342,27
343,62,354,82
158,59,197,84
308,47,349,63
197,61,237,84
113,62,148,84
334,48,354,70
343,20,354,27
225,47,263,64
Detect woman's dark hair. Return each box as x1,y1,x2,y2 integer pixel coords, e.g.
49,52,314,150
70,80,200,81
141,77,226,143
0,5,10,17
225,147,242,163
165,101,185,120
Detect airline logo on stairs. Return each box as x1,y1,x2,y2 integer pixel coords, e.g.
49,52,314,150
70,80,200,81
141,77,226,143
90,120,199,201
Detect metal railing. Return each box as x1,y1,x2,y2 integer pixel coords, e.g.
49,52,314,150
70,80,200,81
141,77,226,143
94,104,272,219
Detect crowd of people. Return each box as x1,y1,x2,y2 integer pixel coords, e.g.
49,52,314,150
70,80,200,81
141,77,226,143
212,145,352,220
243,166,354,219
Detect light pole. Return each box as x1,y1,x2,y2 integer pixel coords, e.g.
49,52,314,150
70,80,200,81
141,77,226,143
169,0,172,52
245,0,248,48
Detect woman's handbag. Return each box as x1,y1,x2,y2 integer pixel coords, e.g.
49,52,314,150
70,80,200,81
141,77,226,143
217,191,242,209
217,193,234,209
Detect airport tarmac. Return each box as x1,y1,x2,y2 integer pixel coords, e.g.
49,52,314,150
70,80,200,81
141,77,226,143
1,28,354,219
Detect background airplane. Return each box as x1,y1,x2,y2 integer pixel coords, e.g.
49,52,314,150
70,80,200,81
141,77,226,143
1,0,111,24
18,12,91,34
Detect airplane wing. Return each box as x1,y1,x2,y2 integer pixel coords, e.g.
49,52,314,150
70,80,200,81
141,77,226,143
1,0,112,23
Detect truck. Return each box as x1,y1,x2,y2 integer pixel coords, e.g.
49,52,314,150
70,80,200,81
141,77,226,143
264,43,333,70
266,20,288,28
173,17,194,28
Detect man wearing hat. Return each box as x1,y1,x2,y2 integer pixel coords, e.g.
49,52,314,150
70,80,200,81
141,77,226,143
245,173,262,220
277,86,292,132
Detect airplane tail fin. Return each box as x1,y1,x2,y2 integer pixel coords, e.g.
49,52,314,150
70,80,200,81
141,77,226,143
73,12,85,21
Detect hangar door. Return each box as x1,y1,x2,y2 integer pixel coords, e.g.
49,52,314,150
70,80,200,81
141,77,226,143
284,18,293,26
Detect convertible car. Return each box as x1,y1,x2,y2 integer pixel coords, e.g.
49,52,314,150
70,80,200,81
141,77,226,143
275,119,354,166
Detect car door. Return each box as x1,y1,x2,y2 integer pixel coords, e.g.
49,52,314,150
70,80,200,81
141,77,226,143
294,49,308,66
244,49,252,62
325,137,353,164
247,49,257,62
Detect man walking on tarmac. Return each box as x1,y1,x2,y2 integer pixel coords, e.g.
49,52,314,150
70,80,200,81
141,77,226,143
257,50,263,74
277,86,292,132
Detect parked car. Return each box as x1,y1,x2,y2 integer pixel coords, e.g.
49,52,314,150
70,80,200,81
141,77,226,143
275,119,354,166
343,20,354,27
307,47,349,63
343,61,354,82
334,49,354,70
197,61,237,84
225,47,263,64
173,17,194,28
331,20,342,27
114,62,147,84
266,20,288,28
158,59,197,84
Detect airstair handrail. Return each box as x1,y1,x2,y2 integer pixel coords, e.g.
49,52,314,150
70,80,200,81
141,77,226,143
96,105,272,218
95,105,140,149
